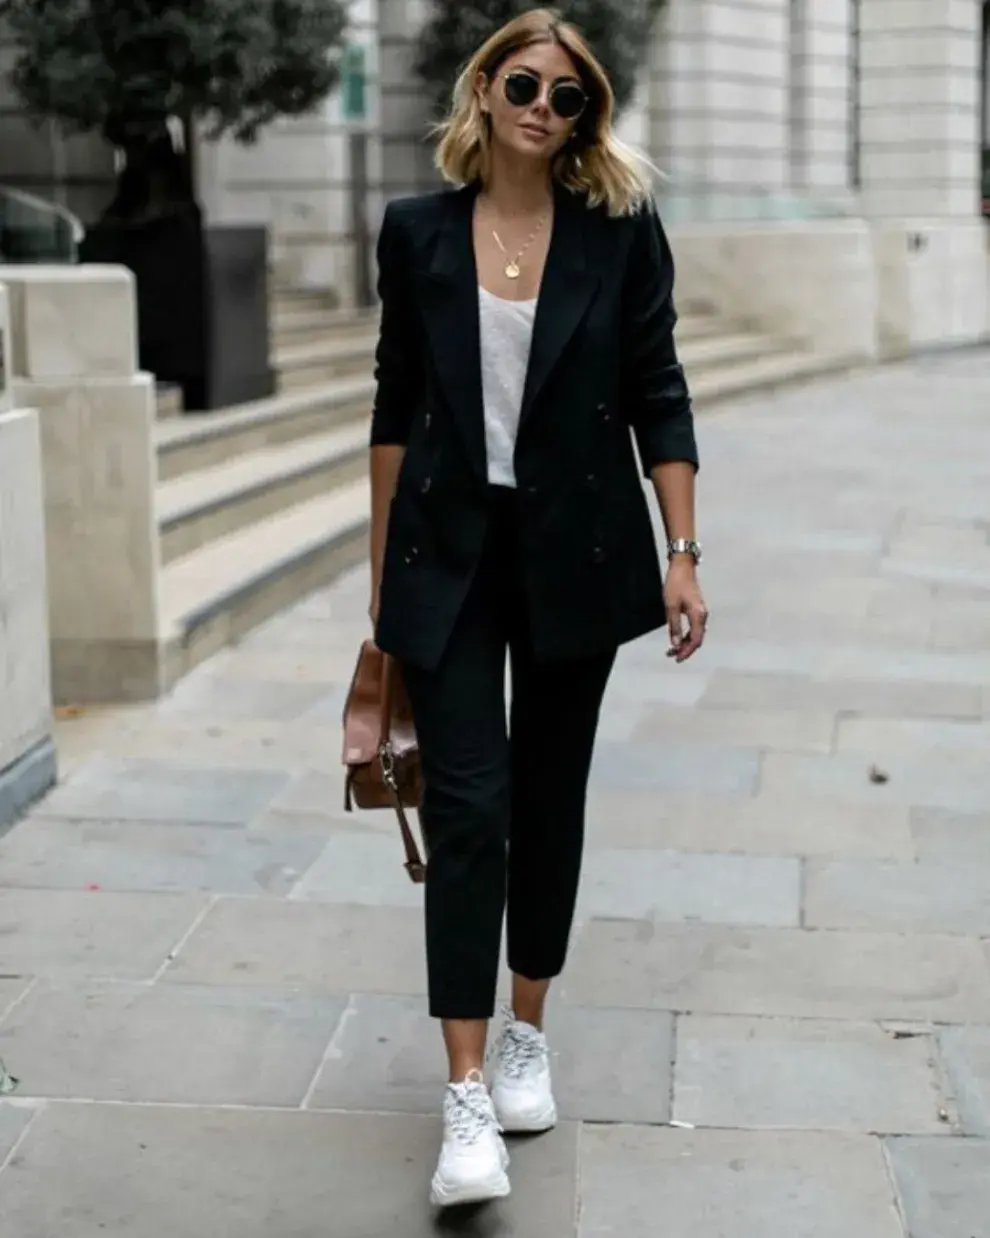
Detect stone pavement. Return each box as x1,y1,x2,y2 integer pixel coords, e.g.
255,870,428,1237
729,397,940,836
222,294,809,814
2,353,990,1235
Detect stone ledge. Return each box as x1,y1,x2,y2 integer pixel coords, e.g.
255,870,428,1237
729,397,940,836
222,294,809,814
0,737,58,835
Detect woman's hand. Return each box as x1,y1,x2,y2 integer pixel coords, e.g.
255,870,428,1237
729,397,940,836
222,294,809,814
665,559,708,662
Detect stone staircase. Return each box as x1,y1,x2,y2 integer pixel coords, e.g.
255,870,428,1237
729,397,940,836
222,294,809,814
152,293,840,688
154,291,376,688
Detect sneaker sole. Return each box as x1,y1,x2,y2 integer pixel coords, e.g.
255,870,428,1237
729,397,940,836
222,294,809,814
430,1167,511,1208
495,1099,558,1135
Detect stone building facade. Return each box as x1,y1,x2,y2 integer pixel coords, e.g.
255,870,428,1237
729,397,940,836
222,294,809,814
2,1,989,345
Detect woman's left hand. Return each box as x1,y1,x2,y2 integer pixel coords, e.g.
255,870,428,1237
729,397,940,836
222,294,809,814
665,560,708,662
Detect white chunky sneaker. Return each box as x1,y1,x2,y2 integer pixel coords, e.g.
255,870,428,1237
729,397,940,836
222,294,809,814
490,1006,558,1134
430,1069,510,1208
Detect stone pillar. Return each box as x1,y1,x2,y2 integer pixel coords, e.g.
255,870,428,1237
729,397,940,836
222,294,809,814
378,0,437,203
0,282,57,828
649,0,791,199
858,0,987,353
789,0,856,197
0,266,163,703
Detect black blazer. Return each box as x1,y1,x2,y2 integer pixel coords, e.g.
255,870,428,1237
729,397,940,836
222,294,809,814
371,180,699,672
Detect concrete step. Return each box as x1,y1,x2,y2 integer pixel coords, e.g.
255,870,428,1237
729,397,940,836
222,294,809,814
156,376,374,481
155,383,184,420
690,349,855,407
679,330,789,372
160,480,369,688
271,287,340,316
275,335,378,391
271,305,379,348
157,421,369,564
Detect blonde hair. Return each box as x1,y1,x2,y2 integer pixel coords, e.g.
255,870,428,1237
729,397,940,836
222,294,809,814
433,7,653,218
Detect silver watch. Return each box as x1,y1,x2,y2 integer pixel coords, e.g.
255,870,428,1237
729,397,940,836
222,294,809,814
667,538,702,565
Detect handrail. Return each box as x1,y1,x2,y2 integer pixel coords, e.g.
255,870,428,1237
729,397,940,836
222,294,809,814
0,184,85,263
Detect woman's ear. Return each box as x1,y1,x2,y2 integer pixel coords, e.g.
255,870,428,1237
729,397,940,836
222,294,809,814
475,70,490,114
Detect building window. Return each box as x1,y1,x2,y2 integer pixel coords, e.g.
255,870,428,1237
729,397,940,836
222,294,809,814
849,0,862,189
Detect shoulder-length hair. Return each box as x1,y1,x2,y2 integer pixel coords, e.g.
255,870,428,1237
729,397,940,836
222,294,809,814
433,7,654,218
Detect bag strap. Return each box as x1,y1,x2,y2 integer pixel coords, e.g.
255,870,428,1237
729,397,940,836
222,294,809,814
378,653,427,884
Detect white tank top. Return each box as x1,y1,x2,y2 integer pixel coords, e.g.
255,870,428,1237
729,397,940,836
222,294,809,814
478,285,537,488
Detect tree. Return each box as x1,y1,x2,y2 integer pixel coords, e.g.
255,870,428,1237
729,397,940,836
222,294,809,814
415,0,666,118
1,0,349,221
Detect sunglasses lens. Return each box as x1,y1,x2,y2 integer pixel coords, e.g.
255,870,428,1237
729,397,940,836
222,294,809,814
504,72,539,107
552,84,587,119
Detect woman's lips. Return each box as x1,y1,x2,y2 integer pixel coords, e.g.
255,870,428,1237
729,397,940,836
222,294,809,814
520,123,550,139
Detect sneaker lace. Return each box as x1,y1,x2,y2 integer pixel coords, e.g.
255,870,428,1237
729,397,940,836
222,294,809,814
496,1008,546,1081
447,1081,496,1146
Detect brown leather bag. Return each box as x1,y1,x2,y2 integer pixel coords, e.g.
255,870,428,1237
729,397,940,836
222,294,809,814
342,640,427,883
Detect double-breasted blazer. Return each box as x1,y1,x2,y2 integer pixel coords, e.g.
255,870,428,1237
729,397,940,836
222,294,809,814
371,179,699,672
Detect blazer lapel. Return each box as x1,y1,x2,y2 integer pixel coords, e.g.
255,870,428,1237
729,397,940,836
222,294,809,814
419,183,488,483
520,184,600,429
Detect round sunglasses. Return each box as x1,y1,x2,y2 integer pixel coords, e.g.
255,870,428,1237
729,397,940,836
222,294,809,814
501,69,588,121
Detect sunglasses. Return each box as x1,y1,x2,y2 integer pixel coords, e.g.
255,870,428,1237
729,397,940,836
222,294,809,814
501,69,588,121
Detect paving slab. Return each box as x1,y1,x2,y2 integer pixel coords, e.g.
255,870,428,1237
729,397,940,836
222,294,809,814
0,982,346,1106
562,921,990,1022
0,818,328,897
762,751,990,813
936,1026,990,1136
886,1137,990,1238
632,704,836,753
700,668,983,719
36,757,290,825
162,897,428,994
584,790,915,858
0,1104,35,1165
0,1103,580,1237
288,830,426,908
153,674,330,720
837,716,990,758
578,1127,904,1238
84,717,343,773
674,1015,953,1134
805,859,990,935
0,890,207,981
911,808,990,864
308,996,675,1125
575,848,800,927
588,739,760,796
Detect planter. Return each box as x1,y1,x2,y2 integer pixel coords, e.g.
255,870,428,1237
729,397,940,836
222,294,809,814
80,211,276,411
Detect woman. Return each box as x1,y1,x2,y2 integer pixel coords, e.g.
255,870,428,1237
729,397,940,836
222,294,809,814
369,7,707,1208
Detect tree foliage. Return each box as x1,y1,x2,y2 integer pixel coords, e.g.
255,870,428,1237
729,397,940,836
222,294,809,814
1,0,349,147
415,0,666,117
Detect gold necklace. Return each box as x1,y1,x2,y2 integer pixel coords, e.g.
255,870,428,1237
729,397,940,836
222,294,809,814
491,212,548,280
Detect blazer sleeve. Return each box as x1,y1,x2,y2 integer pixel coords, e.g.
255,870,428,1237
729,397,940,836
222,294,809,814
621,205,699,477
369,203,422,447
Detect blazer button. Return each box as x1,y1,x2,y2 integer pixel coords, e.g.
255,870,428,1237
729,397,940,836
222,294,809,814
586,473,600,491
591,545,606,564
421,477,432,494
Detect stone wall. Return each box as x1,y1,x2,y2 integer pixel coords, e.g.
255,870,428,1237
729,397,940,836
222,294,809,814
669,220,880,361
650,0,792,194
0,283,56,829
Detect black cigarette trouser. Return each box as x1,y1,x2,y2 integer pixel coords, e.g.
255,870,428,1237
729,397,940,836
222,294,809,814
401,486,616,1020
